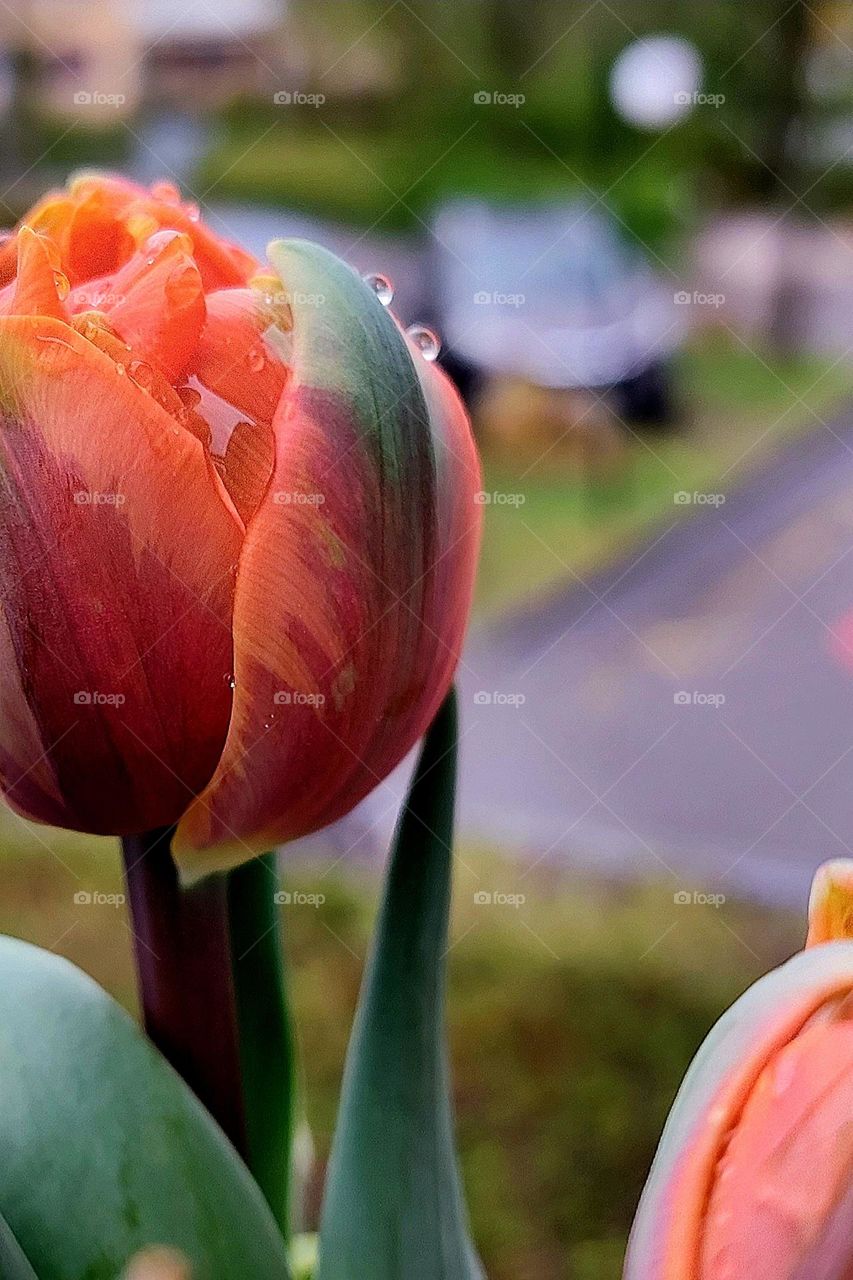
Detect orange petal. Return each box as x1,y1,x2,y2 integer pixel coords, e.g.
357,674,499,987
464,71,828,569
13,226,68,318
9,173,258,292
24,184,136,284
0,226,68,320
0,316,243,836
70,173,257,289
173,240,481,875
69,230,206,383
624,943,853,1280
697,1016,853,1279
179,287,290,521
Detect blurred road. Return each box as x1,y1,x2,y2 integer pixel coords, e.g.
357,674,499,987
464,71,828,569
456,410,853,908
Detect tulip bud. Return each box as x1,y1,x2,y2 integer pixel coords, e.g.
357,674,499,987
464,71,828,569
0,174,481,871
625,861,853,1279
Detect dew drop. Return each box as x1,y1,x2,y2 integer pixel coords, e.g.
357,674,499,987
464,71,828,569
53,270,70,301
363,272,394,305
248,346,266,373
224,673,236,690
406,323,440,361
129,360,154,391
151,180,181,204
177,385,202,410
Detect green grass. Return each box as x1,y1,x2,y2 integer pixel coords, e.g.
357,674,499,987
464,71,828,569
0,812,802,1280
195,102,685,248
476,337,853,615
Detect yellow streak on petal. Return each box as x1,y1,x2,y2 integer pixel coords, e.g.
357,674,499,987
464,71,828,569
807,860,853,947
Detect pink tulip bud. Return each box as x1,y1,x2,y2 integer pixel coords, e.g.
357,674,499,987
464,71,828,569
625,861,853,1279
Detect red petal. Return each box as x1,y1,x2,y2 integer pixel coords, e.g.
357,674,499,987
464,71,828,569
173,241,481,874
0,316,243,835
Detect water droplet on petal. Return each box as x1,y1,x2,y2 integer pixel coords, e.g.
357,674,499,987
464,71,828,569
406,323,440,361
184,202,200,223
248,346,266,373
151,180,181,204
224,673,236,690
53,270,70,301
129,360,154,391
363,272,394,305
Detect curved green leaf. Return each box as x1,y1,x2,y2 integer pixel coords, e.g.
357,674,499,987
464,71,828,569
317,689,483,1279
0,1208,38,1279
0,936,290,1280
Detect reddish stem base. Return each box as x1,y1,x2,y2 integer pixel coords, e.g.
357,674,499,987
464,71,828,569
121,826,247,1156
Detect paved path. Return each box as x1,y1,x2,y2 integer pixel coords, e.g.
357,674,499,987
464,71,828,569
452,413,853,908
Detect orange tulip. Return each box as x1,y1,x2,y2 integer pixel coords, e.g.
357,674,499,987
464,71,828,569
625,861,853,1279
0,174,481,875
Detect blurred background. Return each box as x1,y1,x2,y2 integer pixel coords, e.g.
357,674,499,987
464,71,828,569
2,1,853,1276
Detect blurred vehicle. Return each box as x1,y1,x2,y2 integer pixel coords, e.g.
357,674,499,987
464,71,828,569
432,198,682,424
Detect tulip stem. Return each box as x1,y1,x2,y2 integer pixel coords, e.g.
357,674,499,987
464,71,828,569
121,827,248,1157
228,852,296,1237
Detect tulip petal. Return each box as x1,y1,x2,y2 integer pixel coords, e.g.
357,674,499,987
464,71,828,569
624,941,853,1280
68,172,256,289
173,240,481,874
181,287,290,522
70,230,207,383
0,316,243,835
4,226,68,320
697,1015,853,1278
5,174,257,292
807,858,853,946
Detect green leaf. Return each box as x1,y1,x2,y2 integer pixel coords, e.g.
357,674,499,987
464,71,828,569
316,689,483,1279
0,936,290,1280
228,851,296,1238
0,1208,38,1279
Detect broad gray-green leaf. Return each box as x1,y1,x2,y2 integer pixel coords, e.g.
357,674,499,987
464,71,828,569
0,936,290,1280
0,1208,38,1279
316,689,483,1279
